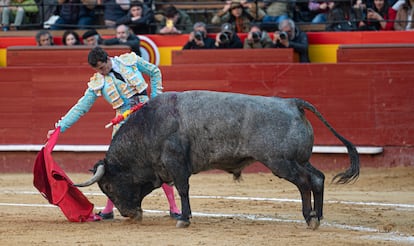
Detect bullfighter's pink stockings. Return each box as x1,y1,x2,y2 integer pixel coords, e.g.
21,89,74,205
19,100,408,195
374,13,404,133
98,185,179,216
102,199,114,214
162,183,181,214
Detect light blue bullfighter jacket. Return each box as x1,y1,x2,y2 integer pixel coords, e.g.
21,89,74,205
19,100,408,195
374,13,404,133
55,52,163,135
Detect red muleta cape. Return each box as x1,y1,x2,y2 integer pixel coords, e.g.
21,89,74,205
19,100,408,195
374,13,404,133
33,127,94,222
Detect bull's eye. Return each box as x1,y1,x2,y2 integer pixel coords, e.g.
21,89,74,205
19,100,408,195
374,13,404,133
102,184,111,192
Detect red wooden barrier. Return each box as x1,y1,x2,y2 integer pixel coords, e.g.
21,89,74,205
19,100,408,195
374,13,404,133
6,45,131,66
337,44,414,63
0,63,413,171
172,49,296,64
0,63,413,146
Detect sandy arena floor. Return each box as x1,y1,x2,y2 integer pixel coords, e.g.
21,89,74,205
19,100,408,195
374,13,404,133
0,166,413,245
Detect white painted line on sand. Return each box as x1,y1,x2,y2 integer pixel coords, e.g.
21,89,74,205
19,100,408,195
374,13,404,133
1,202,413,244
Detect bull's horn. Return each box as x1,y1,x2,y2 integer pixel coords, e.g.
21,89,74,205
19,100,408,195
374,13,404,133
74,164,105,187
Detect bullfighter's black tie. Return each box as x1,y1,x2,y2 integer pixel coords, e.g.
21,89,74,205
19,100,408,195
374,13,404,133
111,69,125,82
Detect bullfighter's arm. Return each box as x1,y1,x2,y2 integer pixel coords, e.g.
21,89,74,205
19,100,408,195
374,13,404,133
135,57,163,98
55,88,98,133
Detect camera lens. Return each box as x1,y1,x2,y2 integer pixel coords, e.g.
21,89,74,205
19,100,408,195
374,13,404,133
252,32,261,42
194,31,203,41
219,32,229,43
279,31,287,40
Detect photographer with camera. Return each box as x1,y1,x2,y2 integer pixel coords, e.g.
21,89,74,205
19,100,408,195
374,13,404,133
215,22,243,49
183,22,216,49
272,19,310,63
244,24,273,49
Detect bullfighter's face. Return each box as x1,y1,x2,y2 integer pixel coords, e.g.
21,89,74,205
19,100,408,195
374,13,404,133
93,58,112,76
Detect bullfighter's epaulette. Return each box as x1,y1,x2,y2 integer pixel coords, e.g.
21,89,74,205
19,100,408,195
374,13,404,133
117,52,138,66
87,72,104,96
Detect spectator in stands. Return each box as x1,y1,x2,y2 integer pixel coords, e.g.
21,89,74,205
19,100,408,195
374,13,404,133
326,0,364,31
262,0,291,24
360,0,396,30
273,18,310,63
157,5,192,34
353,0,368,20
35,30,54,46
116,0,154,34
182,21,215,49
308,0,335,23
241,0,266,21
211,0,255,33
37,0,57,27
101,0,130,28
46,46,181,222
1,0,38,31
103,24,141,56
393,0,414,30
292,1,314,23
62,30,82,45
214,22,243,48
244,24,273,49
0,0,10,28
51,0,96,30
82,29,104,46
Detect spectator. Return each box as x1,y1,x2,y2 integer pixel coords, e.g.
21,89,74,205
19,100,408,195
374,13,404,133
37,0,57,26
292,1,314,23
211,0,255,33
35,30,54,46
101,0,130,28
1,0,38,31
46,46,181,221
116,0,154,34
361,0,396,30
243,24,273,49
1,0,10,27
103,24,141,56
393,0,414,30
308,0,335,23
262,0,291,24
273,18,310,63
82,29,104,46
326,0,364,31
157,5,192,34
214,22,243,48
241,0,266,21
353,0,368,20
62,30,81,45
51,0,96,30
182,21,216,49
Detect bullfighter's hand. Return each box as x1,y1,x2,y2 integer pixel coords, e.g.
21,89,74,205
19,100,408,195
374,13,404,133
47,129,55,139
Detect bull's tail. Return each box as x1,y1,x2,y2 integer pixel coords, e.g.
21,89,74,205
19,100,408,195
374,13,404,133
295,98,360,184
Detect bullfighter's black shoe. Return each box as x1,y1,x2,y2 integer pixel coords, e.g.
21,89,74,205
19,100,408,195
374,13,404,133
96,211,114,220
169,211,181,220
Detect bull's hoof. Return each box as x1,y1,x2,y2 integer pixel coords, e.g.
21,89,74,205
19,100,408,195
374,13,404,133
307,217,320,230
176,219,191,228
306,211,320,230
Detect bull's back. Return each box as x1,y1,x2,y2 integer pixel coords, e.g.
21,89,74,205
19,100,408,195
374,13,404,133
160,91,313,171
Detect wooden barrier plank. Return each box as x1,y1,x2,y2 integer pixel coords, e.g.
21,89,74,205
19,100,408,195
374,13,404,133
6,45,131,66
337,43,414,63
172,49,295,64
0,63,413,147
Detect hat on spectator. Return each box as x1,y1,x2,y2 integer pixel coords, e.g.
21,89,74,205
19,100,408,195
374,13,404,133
230,0,242,10
82,29,98,40
221,23,234,34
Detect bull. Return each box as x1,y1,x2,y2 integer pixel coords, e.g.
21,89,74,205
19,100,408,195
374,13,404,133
76,90,359,229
